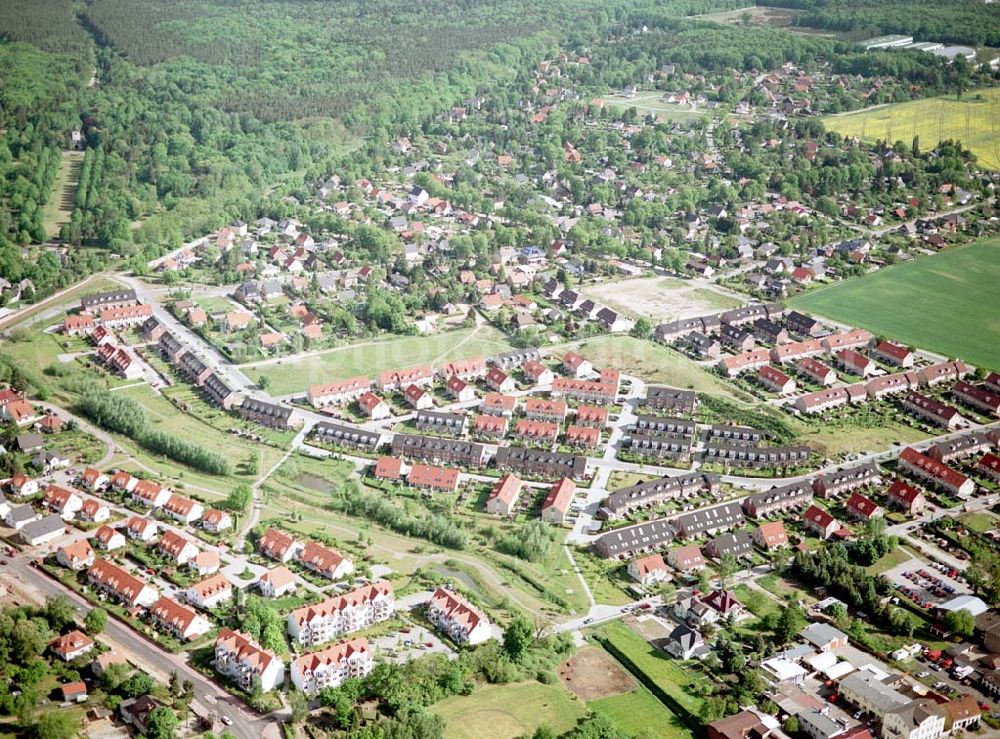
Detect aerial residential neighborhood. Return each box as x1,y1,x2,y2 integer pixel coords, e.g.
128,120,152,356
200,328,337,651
1,1,1000,738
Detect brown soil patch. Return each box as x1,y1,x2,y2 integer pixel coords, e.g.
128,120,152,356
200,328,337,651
558,646,636,701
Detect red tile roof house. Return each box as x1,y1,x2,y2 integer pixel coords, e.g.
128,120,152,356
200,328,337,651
126,515,158,542
149,596,212,641
758,365,796,394
185,571,233,609
919,360,968,387
131,479,171,508
42,484,83,519
481,393,517,417
374,456,405,482
752,521,788,550
524,397,568,423
7,472,39,497
514,418,560,446
952,381,1000,417
901,391,965,430
299,540,354,581
821,329,872,353
667,544,706,573
215,628,285,693
875,340,915,368
404,383,434,410
485,474,523,516
978,453,1000,483
49,630,95,662
286,581,395,646
628,554,669,586
562,351,592,378
887,479,927,516
898,447,975,497
407,464,460,493
427,587,493,645
376,364,434,392
162,493,204,524
575,405,609,428
522,360,555,386
473,414,508,439
93,524,126,551
57,539,95,571
307,376,371,408
290,637,373,695
845,492,882,522
189,550,221,577
794,385,865,414
484,366,515,393
565,425,600,449
440,357,487,382
836,349,875,378
259,566,298,598
358,391,392,420
88,559,159,608
866,371,921,401
60,681,88,703
259,527,303,563
551,377,617,405
79,498,110,523
796,357,837,386
540,477,576,524
109,470,138,493
803,505,841,540
201,508,233,533
718,349,772,377
445,375,476,403
771,339,825,364
158,531,200,566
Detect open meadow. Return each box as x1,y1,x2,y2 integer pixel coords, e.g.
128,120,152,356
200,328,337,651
579,276,743,322
242,324,515,396
603,92,711,121
822,88,1000,170
431,682,588,739
42,150,84,239
789,239,1000,370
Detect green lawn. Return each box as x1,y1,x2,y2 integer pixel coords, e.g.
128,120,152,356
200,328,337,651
789,239,1000,370
593,621,708,716
558,335,746,400
589,685,695,739
244,325,515,395
959,511,998,533
865,547,913,576
603,92,711,122
42,150,84,238
431,682,588,739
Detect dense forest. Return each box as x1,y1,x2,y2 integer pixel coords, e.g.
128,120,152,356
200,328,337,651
762,0,1000,47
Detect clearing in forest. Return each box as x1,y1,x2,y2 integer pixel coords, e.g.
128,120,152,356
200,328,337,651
43,150,84,239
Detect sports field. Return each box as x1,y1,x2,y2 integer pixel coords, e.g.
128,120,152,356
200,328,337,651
432,682,587,739
822,88,1000,170
789,239,1000,370
243,324,515,395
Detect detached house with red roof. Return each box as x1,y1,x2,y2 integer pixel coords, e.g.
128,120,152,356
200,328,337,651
804,505,841,540
875,341,914,368
259,566,297,599
845,492,882,522
159,531,200,566
163,493,204,525
562,351,592,378
93,524,126,551
185,571,232,609
126,515,158,542
837,349,875,378
201,508,233,534
523,360,555,386
358,391,391,420
216,629,284,693
42,484,83,520
57,539,95,570
50,630,95,662
259,527,303,563
485,474,523,516
404,383,434,410
758,365,796,394
291,637,372,695
79,468,109,492
627,554,669,586
427,587,493,645
445,375,476,403
540,477,575,524
485,366,515,393
298,541,354,581
752,521,788,550
887,479,926,516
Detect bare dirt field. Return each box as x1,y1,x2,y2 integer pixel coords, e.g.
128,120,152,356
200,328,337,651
558,646,636,701
579,276,743,322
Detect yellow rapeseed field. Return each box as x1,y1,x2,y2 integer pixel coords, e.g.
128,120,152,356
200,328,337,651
822,88,1000,170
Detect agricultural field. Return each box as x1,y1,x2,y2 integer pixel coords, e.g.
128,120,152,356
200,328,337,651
789,239,1000,370
243,324,515,396
579,277,743,322
822,88,1000,170
602,92,711,121
42,150,83,238
431,682,588,739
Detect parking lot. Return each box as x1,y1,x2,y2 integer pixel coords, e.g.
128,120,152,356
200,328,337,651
885,561,970,611
370,622,456,664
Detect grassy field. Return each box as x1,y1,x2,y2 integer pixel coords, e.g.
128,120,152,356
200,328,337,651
432,682,588,739
865,547,914,576
558,335,747,400
589,685,695,739
593,621,708,716
822,88,1000,170
603,92,710,121
793,418,931,458
789,239,1000,370
244,324,515,395
42,150,84,238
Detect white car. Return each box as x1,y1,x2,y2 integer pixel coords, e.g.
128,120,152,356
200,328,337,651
221,716,233,726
